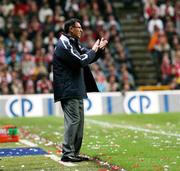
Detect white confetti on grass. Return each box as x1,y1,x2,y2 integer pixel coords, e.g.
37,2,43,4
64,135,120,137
53,132,61,136
171,161,177,165
87,119,180,137
45,141,54,146
163,165,169,171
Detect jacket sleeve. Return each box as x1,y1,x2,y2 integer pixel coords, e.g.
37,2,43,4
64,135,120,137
80,46,105,64
54,40,96,68
90,49,105,63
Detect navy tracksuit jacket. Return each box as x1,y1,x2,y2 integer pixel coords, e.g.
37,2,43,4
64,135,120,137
53,34,103,102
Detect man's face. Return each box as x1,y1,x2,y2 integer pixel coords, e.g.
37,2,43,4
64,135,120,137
70,22,83,39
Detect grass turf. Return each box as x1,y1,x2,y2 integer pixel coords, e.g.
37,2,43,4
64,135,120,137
0,113,180,171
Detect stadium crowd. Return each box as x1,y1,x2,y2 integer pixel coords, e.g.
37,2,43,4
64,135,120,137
0,0,179,95
145,0,180,89
0,0,135,95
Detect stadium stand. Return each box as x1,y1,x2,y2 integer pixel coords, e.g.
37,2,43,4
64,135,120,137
0,0,179,94
113,0,157,86
0,0,135,94
144,0,180,89
114,0,180,90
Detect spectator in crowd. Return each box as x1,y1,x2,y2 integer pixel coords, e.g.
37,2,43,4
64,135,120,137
0,37,6,65
154,31,171,63
144,0,159,20
174,49,180,80
0,80,10,94
11,78,24,94
43,31,58,52
4,31,18,54
1,0,14,17
91,63,108,92
159,0,175,23
175,1,180,36
171,34,180,51
0,66,12,84
17,31,34,54
33,62,48,81
148,13,164,35
36,74,52,93
38,1,53,23
148,25,161,51
161,52,172,84
119,64,135,91
21,53,35,81
165,20,177,49
114,42,132,71
6,49,21,71
107,75,120,91
24,79,35,94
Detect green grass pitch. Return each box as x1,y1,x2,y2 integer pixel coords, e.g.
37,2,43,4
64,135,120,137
0,113,179,171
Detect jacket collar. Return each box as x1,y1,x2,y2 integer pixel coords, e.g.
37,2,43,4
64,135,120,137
63,33,78,43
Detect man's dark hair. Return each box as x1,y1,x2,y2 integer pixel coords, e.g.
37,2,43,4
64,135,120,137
64,18,81,34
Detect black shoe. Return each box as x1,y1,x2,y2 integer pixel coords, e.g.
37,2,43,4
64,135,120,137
76,155,90,161
61,156,82,162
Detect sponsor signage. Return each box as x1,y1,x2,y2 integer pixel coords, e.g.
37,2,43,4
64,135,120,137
5,96,44,117
84,93,103,115
1,91,180,117
123,92,159,114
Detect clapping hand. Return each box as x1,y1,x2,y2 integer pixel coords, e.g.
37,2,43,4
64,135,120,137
99,37,108,50
92,38,108,52
92,39,100,52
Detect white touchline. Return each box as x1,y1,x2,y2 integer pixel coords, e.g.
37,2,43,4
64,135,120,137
19,139,37,147
19,139,77,167
45,154,77,167
87,119,180,138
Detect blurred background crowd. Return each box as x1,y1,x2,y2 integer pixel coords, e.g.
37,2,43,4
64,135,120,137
0,0,179,95
145,0,180,89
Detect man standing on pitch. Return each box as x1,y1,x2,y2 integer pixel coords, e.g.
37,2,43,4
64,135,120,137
53,18,108,162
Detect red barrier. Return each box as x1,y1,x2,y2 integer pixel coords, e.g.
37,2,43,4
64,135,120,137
0,125,19,143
